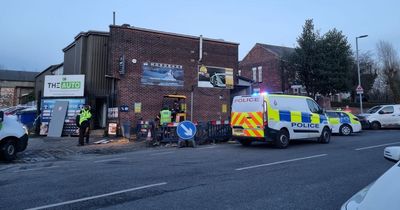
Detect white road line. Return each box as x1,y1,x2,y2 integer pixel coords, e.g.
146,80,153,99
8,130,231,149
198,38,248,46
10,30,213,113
355,142,400,151
26,182,167,210
93,157,127,163
235,154,328,171
14,166,60,173
150,151,174,156
197,146,216,150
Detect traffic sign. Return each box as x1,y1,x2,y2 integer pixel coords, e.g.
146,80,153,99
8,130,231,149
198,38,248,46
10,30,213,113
177,121,197,140
356,85,364,94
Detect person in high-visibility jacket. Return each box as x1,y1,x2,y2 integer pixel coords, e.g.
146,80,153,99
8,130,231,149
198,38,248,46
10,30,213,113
159,107,172,125
78,105,92,146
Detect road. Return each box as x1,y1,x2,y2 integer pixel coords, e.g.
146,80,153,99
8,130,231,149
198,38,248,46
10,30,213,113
1,130,399,210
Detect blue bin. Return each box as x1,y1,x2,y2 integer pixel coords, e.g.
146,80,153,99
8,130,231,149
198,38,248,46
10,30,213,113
17,110,37,129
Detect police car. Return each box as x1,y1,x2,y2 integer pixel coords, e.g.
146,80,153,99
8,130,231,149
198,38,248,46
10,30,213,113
231,93,331,148
325,110,361,136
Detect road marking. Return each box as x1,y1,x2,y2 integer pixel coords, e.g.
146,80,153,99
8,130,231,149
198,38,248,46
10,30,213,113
94,157,127,163
26,182,167,210
355,142,400,151
235,154,328,171
197,146,216,150
14,166,60,173
150,151,174,156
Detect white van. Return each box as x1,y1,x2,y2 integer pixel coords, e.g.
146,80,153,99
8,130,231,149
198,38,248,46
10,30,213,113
359,105,400,129
0,111,28,161
231,94,331,148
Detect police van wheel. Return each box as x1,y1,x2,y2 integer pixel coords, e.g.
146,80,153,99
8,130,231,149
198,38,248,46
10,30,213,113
275,129,289,148
339,124,352,136
239,139,252,146
319,127,331,144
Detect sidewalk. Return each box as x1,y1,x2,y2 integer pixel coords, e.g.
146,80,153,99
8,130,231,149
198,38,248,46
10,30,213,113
17,135,147,163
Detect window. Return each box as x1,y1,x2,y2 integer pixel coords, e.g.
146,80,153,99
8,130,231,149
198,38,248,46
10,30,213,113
252,67,257,81
307,99,321,113
380,106,394,114
257,66,262,83
238,70,241,76
326,112,339,118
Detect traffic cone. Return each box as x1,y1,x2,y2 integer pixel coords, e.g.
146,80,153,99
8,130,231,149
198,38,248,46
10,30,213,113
146,130,152,141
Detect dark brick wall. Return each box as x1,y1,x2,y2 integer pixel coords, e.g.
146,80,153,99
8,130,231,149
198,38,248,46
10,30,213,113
239,44,283,93
108,26,238,123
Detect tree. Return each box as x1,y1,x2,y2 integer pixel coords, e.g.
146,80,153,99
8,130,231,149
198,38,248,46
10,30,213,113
376,41,400,103
350,52,378,102
288,20,353,97
318,28,353,95
289,19,321,97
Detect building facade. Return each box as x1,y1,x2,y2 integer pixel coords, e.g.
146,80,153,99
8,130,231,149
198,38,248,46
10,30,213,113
239,43,294,93
0,69,38,108
108,25,239,124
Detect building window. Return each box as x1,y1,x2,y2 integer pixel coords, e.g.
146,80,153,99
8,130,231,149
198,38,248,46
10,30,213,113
257,66,262,83
238,70,241,76
252,67,257,81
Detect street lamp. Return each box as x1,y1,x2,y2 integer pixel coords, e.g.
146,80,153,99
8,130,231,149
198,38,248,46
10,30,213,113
356,34,368,114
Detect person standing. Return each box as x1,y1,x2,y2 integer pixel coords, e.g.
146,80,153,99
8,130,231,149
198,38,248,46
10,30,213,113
78,105,92,146
159,107,172,125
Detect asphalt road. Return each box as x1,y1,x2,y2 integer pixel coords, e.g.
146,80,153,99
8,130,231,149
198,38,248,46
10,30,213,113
1,130,399,210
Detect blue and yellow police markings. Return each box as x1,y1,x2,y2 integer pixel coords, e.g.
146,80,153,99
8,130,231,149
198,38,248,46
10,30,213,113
275,110,327,130
326,111,361,135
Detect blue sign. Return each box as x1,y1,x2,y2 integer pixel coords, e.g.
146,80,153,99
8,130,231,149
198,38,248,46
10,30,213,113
177,121,197,140
120,105,129,112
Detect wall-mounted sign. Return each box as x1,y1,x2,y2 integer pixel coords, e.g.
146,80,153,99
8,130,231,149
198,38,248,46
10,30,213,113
198,65,233,89
44,75,85,97
134,102,142,113
141,62,184,86
108,107,118,119
120,105,129,112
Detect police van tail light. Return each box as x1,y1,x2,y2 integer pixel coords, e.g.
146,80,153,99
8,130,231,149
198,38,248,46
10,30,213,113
264,121,268,127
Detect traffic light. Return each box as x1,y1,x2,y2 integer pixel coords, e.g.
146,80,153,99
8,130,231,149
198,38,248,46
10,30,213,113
118,55,125,75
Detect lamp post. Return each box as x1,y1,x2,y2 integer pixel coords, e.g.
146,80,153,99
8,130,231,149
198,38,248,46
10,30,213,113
356,35,368,114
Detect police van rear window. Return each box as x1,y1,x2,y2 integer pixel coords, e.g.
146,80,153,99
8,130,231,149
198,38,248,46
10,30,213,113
232,96,263,112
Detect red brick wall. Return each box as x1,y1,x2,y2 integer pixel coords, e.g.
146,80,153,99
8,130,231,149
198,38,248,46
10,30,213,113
239,44,283,92
108,26,238,123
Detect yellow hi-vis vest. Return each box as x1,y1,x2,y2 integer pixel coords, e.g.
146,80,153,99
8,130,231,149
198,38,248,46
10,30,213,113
160,110,171,125
79,109,92,125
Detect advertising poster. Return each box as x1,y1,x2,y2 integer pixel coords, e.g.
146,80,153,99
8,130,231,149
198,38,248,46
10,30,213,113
107,107,118,119
40,98,85,136
198,65,233,89
44,75,85,97
141,62,184,86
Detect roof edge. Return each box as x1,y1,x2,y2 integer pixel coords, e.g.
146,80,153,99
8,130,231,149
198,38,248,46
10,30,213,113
110,24,239,45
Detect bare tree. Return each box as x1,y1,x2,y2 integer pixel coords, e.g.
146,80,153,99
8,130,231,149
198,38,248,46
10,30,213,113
376,41,400,103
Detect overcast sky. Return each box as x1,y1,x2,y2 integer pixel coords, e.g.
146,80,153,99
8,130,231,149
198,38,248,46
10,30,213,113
1,0,399,72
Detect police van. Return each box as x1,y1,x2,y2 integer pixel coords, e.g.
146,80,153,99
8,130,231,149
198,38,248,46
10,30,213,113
231,93,331,148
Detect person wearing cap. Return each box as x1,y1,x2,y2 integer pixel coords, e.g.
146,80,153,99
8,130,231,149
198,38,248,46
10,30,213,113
78,105,92,146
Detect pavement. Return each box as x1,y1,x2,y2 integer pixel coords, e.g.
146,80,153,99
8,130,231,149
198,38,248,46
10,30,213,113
1,130,399,209
14,135,148,163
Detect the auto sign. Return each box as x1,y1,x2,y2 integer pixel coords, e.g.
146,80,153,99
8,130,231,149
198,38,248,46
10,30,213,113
44,75,85,97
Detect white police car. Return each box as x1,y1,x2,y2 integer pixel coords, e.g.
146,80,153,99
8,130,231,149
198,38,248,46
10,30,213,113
326,111,361,136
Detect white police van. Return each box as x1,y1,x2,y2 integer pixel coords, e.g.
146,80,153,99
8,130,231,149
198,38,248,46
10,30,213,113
231,93,331,148
0,111,28,161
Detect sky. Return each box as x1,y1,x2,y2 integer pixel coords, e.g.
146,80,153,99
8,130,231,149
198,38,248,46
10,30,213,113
1,0,399,72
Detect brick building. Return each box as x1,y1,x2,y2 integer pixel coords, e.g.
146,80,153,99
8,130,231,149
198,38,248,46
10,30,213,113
108,25,238,124
239,43,294,93
0,69,38,108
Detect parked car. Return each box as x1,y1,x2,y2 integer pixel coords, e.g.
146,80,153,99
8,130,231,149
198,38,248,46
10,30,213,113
357,105,400,129
341,146,400,209
0,111,29,161
326,111,361,136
